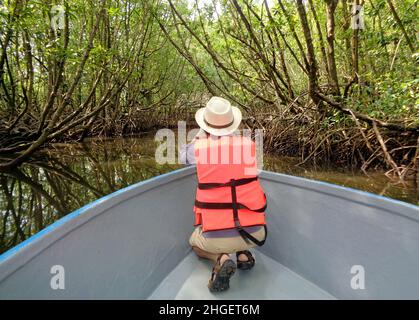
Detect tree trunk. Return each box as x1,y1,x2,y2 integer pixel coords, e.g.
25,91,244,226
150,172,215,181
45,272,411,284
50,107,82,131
351,0,361,83
325,0,340,95
295,0,319,103
386,0,415,53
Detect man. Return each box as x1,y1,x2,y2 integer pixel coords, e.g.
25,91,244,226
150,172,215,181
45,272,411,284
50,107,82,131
180,96,267,292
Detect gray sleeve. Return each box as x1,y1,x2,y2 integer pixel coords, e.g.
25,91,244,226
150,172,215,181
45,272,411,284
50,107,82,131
179,143,196,165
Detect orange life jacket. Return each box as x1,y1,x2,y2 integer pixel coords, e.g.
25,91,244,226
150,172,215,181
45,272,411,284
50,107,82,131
193,135,267,246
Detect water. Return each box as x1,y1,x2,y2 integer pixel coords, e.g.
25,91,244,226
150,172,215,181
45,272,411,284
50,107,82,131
0,134,417,254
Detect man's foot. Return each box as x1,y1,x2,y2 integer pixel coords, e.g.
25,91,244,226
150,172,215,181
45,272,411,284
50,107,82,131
236,250,255,270
208,254,236,292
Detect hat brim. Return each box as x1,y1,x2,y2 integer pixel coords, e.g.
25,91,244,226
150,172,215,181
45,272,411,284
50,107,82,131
195,106,242,136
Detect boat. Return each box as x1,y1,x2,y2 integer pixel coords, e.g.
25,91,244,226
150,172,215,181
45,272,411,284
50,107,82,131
0,165,418,299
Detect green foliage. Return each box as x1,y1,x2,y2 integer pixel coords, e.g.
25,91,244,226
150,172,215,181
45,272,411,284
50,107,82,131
0,0,417,139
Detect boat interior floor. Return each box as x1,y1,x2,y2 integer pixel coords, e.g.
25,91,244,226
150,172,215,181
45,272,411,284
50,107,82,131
149,251,336,300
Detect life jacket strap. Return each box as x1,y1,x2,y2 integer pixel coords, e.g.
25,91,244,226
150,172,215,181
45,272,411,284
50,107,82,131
197,176,258,189
237,225,267,247
195,176,267,247
194,198,267,212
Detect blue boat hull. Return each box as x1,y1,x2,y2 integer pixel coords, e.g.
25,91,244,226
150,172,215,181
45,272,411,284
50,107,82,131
0,166,418,299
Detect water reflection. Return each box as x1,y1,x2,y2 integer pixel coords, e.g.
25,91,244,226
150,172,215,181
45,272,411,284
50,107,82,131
0,135,181,254
0,135,417,254
264,154,418,204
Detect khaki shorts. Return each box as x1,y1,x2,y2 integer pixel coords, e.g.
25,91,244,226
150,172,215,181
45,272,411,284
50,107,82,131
189,225,266,254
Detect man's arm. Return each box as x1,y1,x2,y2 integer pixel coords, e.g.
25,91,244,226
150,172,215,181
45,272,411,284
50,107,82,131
180,129,206,165
179,142,196,165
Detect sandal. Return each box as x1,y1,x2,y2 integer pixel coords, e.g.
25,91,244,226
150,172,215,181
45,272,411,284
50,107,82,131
208,254,236,292
236,250,255,270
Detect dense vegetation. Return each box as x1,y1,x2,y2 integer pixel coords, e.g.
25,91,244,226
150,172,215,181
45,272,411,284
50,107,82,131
0,0,417,179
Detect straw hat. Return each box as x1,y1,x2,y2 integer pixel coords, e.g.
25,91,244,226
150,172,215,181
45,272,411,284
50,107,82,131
195,96,242,136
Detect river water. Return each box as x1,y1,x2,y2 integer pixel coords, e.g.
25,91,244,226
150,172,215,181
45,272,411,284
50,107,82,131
0,134,417,254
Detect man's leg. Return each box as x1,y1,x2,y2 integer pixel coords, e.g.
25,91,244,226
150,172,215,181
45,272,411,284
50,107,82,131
189,227,236,292
192,246,230,264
